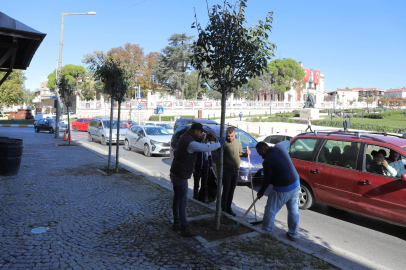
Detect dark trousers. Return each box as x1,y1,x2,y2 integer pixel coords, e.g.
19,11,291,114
222,168,238,211
305,125,312,132
193,165,209,201
170,175,188,230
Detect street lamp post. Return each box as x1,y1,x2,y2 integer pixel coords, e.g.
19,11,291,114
55,11,96,138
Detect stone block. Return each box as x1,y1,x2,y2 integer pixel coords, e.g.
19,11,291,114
300,108,319,120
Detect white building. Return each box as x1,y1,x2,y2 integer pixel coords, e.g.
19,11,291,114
385,88,406,98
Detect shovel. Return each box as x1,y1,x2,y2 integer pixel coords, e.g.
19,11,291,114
231,197,259,231
248,146,258,222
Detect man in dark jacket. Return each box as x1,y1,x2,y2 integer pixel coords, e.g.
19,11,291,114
256,141,300,241
170,123,224,237
193,137,213,203
343,118,349,132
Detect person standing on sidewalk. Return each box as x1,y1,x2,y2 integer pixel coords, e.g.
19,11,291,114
255,141,300,242
193,137,213,203
170,123,224,237
305,117,312,132
218,126,251,216
239,112,243,121
343,118,349,132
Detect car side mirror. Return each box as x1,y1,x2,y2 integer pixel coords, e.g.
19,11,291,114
401,173,406,182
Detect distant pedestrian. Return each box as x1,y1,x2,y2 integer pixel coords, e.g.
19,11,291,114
193,137,213,204
256,141,300,241
305,117,312,132
170,123,224,237
343,118,349,132
239,112,243,121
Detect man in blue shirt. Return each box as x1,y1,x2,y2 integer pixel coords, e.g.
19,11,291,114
256,141,300,241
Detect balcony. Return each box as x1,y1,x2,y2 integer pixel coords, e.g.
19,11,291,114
32,97,42,103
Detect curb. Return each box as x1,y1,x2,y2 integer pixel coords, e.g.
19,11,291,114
0,124,34,127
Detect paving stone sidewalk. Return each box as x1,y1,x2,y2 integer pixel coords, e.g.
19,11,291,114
0,131,336,269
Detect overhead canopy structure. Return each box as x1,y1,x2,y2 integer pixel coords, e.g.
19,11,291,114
0,12,46,86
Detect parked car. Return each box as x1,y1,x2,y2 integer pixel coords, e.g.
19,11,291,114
144,123,156,126
34,118,67,134
71,118,92,131
171,124,263,183
256,132,299,146
87,118,127,145
156,123,174,134
173,118,217,131
290,130,406,226
124,125,172,157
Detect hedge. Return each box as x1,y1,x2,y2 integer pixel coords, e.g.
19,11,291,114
148,115,195,121
247,117,406,134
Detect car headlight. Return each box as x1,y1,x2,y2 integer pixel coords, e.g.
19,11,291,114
150,140,163,146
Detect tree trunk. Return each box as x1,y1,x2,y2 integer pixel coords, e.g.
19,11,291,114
180,73,185,99
116,102,121,173
215,88,227,230
195,72,200,100
108,97,114,170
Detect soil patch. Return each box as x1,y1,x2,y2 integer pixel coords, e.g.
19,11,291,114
99,167,131,175
189,215,254,242
56,143,77,146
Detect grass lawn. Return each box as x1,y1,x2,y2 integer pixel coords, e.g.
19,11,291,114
324,115,406,129
0,120,34,124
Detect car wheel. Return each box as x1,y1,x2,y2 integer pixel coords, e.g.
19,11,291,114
49,127,54,134
299,182,314,210
88,133,93,142
73,126,77,132
35,127,39,133
143,144,151,157
124,140,131,151
101,136,107,146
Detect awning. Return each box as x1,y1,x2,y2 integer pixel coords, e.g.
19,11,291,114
0,12,46,86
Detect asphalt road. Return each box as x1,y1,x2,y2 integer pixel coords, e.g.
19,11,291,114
3,127,406,270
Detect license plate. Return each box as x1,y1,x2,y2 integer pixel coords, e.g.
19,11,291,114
165,151,170,154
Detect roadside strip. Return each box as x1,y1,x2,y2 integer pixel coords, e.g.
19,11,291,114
0,124,34,127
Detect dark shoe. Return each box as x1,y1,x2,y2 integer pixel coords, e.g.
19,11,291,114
172,222,181,231
286,232,297,242
181,227,200,237
226,210,237,217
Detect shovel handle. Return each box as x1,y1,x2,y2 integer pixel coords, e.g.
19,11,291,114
236,197,259,224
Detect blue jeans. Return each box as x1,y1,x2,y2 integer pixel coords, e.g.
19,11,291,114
262,186,300,238
171,175,188,229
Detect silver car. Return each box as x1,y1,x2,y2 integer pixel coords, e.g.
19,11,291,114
87,118,127,145
124,126,172,157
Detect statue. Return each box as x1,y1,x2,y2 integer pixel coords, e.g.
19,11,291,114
303,93,315,108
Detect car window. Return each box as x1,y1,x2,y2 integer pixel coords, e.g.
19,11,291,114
38,119,44,124
363,145,406,178
234,130,257,148
102,120,126,129
144,127,170,135
269,135,284,144
131,127,137,134
317,139,360,170
137,128,145,136
77,119,83,123
263,136,271,143
289,138,319,161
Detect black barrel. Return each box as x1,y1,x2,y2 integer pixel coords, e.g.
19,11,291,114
0,138,24,176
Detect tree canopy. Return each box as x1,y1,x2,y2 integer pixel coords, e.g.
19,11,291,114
184,71,208,99
0,70,26,107
266,58,305,93
46,64,86,91
153,33,194,99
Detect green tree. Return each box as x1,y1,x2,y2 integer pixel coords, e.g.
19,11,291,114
184,71,208,99
58,74,77,145
81,80,96,100
0,70,26,107
192,0,276,229
266,58,305,93
358,96,364,102
240,77,259,100
153,33,194,99
47,64,86,91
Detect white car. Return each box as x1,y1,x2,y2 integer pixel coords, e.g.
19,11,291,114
124,125,172,157
156,123,174,134
256,132,300,146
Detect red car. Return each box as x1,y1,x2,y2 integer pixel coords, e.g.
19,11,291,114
289,130,406,226
71,118,92,131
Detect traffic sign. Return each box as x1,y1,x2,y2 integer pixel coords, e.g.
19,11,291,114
137,98,142,105
138,105,142,110
50,96,57,99
157,107,164,114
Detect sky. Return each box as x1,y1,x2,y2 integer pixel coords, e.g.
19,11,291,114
2,0,406,93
